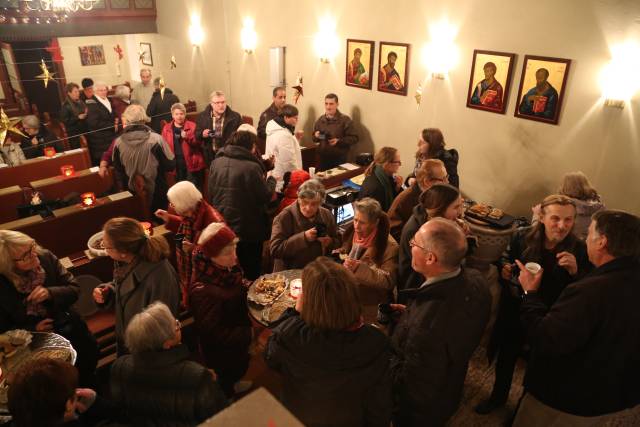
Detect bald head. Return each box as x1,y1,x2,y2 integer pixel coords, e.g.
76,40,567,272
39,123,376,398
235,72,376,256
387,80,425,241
415,217,467,272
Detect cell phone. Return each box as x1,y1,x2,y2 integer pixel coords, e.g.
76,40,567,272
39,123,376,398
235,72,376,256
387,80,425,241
314,222,327,237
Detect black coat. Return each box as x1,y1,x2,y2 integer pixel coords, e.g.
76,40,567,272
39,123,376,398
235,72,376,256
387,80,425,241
19,126,60,159
195,105,242,164
59,98,88,139
0,249,79,332
208,145,275,242
85,97,116,165
357,170,399,212
391,268,491,427
521,257,640,416
146,88,180,134
397,205,427,295
265,309,393,427
110,344,228,427
435,148,459,188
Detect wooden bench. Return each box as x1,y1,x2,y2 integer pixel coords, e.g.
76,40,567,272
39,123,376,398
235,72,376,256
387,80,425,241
0,148,91,188
0,185,25,224
31,167,114,201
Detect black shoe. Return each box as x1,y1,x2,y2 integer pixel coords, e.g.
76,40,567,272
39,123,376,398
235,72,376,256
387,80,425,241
474,398,506,415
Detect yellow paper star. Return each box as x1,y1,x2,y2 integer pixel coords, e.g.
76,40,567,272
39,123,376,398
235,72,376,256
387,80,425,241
0,108,28,145
170,55,177,69
35,59,56,88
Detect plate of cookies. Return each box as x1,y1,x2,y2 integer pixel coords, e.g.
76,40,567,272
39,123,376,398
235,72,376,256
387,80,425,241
465,203,514,229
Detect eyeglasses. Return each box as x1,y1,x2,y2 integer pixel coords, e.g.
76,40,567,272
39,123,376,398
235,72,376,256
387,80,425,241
389,160,402,165
409,238,428,252
99,240,115,250
14,242,37,263
432,174,449,183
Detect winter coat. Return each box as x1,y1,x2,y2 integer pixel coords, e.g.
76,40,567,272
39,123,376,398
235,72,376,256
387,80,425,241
208,144,275,242
435,148,459,188
97,258,180,354
391,268,491,427
19,126,60,159
110,344,227,427
195,105,242,163
270,201,340,271
357,168,400,212
112,124,176,212
397,204,427,293
312,110,358,170
265,119,303,191
265,309,393,427
388,184,421,242
161,119,205,173
0,249,79,332
110,97,130,129
521,257,640,416
146,88,180,134
59,97,88,139
85,96,116,165
276,169,310,214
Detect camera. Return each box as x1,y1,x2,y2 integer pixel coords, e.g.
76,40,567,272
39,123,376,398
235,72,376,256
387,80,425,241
316,131,330,141
314,222,327,237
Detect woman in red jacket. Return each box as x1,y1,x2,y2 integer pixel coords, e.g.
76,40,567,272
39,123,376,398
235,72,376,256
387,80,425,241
161,102,206,190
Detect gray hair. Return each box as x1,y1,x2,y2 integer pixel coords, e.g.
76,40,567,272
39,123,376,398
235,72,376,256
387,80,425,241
125,301,176,354
0,230,37,287
21,115,40,130
153,77,163,87
93,81,108,91
354,197,383,222
298,179,326,202
140,68,151,76
419,217,467,270
167,181,202,215
170,102,186,113
114,85,130,100
209,90,225,100
121,104,149,125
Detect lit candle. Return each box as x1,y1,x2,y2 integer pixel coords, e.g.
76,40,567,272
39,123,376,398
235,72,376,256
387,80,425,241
44,147,56,158
80,192,96,207
141,222,153,236
60,165,74,177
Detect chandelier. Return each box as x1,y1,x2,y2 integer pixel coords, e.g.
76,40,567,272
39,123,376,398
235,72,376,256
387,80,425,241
23,0,97,12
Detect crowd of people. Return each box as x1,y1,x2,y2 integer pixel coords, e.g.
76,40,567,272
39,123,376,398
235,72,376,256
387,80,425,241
0,72,639,427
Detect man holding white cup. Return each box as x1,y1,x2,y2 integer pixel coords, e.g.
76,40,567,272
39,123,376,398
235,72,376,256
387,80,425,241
475,194,593,415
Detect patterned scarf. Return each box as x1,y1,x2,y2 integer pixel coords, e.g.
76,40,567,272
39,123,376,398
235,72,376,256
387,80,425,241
176,215,195,308
16,266,47,317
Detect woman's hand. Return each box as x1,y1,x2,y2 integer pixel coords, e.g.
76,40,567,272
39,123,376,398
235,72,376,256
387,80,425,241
317,236,332,251
181,240,194,253
343,257,360,272
78,113,87,120
154,209,169,223
35,318,54,332
304,227,318,242
92,285,109,304
27,286,50,304
394,175,404,188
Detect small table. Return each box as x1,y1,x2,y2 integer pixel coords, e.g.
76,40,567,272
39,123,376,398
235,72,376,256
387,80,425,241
247,270,301,327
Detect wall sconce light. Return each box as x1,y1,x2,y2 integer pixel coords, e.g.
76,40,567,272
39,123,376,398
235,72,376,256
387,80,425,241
421,20,460,79
240,17,257,54
189,16,204,47
314,17,339,63
600,40,640,109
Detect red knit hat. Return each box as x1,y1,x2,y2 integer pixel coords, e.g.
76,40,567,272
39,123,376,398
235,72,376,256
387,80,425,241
199,224,237,258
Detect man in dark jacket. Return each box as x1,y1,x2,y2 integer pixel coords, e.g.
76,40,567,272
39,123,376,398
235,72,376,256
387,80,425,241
312,93,358,171
146,77,180,133
256,86,286,151
513,210,640,426
85,82,116,166
397,203,427,296
208,128,276,279
391,218,491,427
195,90,242,166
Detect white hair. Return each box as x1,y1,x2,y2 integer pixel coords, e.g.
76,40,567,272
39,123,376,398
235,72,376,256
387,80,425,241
298,179,326,201
237,123,256,135
0,230,36,287
93,81,108,91
167,181,202,215
114,85,130,100
171,102,186,113
140,68,151,76
122,104,149,125
209,90,225,100
21,115,40,129
125,301,176,354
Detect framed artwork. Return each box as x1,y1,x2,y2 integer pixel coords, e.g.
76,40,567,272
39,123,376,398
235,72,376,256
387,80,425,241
139,42,153,66
345,39,375,90
78,45,106,66
466,50,516,114
377,41,410,96
514,55,571,124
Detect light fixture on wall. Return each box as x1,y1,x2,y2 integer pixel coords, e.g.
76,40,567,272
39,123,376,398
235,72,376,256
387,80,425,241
600,40,640,109
421,20,459,79
24,0,96,12
189,15,204,47
240,17,257,54
314,17,339,63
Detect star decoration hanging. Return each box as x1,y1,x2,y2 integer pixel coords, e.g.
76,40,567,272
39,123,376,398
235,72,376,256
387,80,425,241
35,59,56,88
292,74,304,104
0,108,28,146
113,44,123,60
170,55,177,69
415,83,423,107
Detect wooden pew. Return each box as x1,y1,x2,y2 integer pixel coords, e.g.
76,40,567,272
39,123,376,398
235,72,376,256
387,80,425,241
31,167,113,201
0,148,91,188
0,191,145,257
0,185,25,224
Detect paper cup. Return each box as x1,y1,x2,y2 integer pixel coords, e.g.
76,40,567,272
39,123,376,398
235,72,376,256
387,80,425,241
525,262,542,274
308,167,316,178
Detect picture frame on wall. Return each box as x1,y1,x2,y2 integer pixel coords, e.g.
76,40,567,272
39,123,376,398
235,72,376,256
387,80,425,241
78,45,106,66
139,42,153,66
345,39,375,90
514,55,571,125
466,49,516,114
377,41,410,96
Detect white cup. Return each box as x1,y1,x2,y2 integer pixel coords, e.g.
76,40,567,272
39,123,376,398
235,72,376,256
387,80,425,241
309,167,316,178
525,262,542,274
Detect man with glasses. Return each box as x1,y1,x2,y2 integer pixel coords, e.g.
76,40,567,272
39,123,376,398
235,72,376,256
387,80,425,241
390,218,491,427
195,90,242,166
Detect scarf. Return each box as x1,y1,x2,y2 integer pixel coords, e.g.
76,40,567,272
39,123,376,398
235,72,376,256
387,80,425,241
16,265,47,317
353,226,378,251
373,165,394,211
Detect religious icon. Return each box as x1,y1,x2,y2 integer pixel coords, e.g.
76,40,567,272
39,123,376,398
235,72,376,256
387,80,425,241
466,50,516,114
345,39,374,90
377,42,410,96
514,55,571,125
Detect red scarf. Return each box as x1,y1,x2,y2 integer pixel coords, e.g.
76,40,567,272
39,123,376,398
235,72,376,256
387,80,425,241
353,227,377,249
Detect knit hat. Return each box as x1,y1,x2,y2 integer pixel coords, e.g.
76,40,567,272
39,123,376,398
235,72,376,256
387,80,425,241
198,223,237,258
81,78,94,89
